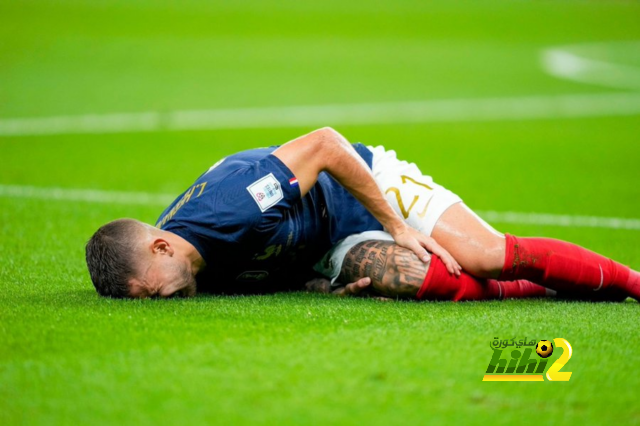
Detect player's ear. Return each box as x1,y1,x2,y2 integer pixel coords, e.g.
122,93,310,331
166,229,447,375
151,238,174,256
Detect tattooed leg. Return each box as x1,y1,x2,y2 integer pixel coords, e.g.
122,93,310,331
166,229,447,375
337,240,428,299
337,240,549,301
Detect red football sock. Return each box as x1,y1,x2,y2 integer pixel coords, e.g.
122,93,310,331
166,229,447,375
417,256,547,301
490,278,549,300
499,234,640,301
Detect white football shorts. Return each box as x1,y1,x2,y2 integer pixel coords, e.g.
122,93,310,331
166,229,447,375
313,145,462,283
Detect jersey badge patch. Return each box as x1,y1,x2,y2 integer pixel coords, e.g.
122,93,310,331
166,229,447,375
247,173,283,212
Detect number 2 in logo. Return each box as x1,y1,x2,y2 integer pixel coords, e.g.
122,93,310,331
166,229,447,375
546,338,573,381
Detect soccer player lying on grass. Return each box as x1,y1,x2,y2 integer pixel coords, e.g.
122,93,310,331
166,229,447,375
85,127,639,301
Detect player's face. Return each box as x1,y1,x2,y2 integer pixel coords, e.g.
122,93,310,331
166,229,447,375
129,258,197,299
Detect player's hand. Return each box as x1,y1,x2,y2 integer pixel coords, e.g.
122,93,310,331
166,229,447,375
305,277,391,300
304,277,333,293
332,277,392,301
331,277,371,296
391,225,462,276
305,277,373,295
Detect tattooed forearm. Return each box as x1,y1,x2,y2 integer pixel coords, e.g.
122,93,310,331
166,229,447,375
338,240,429,298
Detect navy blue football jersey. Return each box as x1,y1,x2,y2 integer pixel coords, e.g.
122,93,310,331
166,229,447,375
156,143,383,294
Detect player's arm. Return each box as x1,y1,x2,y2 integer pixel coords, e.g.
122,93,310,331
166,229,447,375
337,240,426,298
272,127,460,275
305,240,427,299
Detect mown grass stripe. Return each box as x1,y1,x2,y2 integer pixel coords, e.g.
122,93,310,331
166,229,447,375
1,92,640,136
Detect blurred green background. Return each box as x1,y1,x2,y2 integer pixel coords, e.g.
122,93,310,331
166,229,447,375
1,1,639,425
3,0,639,116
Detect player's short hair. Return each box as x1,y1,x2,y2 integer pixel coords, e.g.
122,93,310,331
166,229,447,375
85,218,144,298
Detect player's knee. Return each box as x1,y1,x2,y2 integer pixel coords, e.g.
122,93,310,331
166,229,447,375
463,244,506,279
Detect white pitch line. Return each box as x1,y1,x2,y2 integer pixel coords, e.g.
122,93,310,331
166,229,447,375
0,184,175,206
1,184,639,231
2,92,640,137
475,210,640,231
542,41,640,91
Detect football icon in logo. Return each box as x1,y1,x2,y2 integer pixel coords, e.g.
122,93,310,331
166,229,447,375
536,340,554,358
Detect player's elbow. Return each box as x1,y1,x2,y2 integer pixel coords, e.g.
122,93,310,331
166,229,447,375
312,127,340,143
311,127,348,154
314,126,338,136
301,127,353,174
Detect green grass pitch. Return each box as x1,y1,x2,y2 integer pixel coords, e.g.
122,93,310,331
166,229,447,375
1,1,639,425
